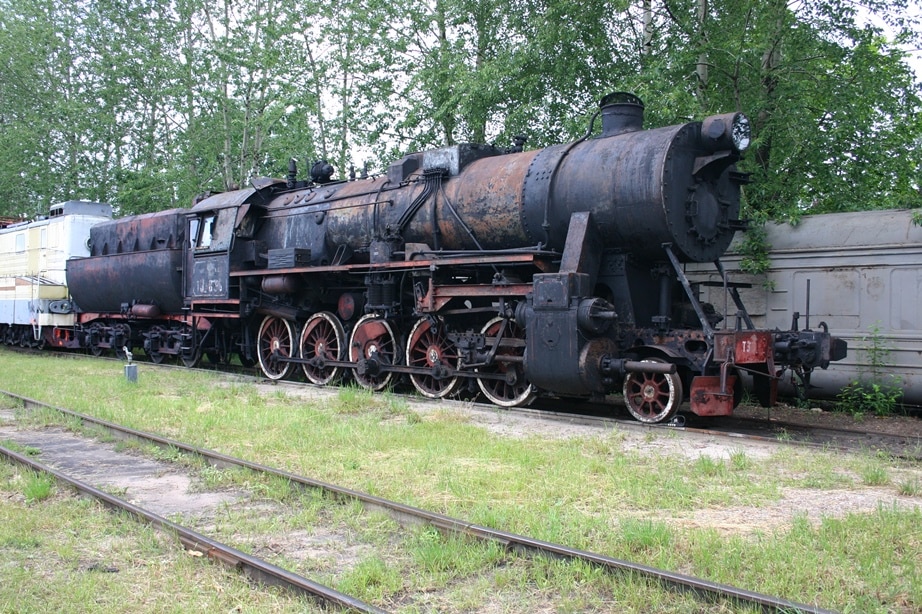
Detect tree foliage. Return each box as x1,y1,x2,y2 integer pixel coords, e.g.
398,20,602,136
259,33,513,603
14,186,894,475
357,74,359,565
0,0,919,219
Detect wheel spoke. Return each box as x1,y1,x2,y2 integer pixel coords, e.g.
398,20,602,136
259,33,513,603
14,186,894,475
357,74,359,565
257,316,295,380
476,317,536,407
349,315,398,392
407,317,460,399
623,359,682,423
300,312,346,385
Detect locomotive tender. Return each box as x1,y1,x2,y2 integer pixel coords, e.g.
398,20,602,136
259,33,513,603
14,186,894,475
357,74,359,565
42,93,848,422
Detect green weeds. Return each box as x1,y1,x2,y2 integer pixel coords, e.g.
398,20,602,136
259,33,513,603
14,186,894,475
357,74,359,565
619,518,673,554
2,350,922,612
21,471,54,502
897,478,922,497
836,324,903,416
859,460,890,487
336,556,404,601
728,448,752,471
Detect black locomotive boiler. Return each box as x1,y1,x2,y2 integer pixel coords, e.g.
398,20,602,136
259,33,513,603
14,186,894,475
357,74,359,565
65,93,846,422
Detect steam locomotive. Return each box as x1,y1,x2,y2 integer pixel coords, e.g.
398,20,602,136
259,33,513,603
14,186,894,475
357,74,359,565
9,93,848,423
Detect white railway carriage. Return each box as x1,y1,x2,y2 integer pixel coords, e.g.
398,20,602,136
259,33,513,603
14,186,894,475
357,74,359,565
690,209,922,404
0,201,112,347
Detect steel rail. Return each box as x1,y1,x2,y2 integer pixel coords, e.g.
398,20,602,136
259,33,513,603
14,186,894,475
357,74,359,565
11,347,920,453
0,442,385,614
1,389,835,613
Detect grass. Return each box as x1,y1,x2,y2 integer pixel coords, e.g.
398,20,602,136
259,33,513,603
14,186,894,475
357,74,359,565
1,349,921,612
0,463,316,613
21,471,55,502
898,477,922,497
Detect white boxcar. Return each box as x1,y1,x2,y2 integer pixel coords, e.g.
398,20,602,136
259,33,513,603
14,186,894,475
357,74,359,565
0,201,112,346
690,209,922,403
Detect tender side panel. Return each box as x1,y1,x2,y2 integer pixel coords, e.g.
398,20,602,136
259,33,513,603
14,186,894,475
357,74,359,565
67,250,186,314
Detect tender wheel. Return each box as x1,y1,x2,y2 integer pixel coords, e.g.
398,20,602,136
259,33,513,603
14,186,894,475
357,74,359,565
406,316,461,399
88,323,104,357
622,358,683,423
257,316,295,380
300,312,346,385
113,323,132,360
179,325,202,368
146,325,166,364
349,314,398,391
476,317,536,407
181,347,202,368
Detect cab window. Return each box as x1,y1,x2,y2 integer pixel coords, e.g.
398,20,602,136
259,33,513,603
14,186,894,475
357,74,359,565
190,210,233,252
199,215,215,249
190,215,216,250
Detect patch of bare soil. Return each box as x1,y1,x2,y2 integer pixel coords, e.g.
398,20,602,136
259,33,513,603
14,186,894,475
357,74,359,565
734,401,922,437
0,415,242,517
673,487,920,536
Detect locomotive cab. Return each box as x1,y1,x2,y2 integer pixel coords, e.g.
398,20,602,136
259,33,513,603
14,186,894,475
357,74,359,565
185,188,271,304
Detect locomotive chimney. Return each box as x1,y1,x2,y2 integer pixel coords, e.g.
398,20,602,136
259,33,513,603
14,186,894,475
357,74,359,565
599,92,644,137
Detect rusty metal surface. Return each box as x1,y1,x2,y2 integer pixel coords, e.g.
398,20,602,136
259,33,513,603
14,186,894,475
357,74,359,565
68,208,188,314
713,330,774,364
415,280,533,313
85,208,186,257
257,110,743,263
689,375,737,416
67,250,185,314
191,187,259,211
228,252,550,277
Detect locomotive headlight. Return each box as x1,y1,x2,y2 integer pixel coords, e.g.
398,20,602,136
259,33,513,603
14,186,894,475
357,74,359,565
731,114,751,152
701,112,751,153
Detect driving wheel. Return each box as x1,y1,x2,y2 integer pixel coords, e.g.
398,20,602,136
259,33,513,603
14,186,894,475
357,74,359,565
622,358,683,423
476,317,536,407
300,312,346,385
256,316,295,380
406,316,460,398
348,314,398,391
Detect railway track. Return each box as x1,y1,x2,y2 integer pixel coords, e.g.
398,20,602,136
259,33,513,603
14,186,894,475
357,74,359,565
700,414,922,460
7,344,922,465
9,345,922,460
0,388,835,613
0,442,386,613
